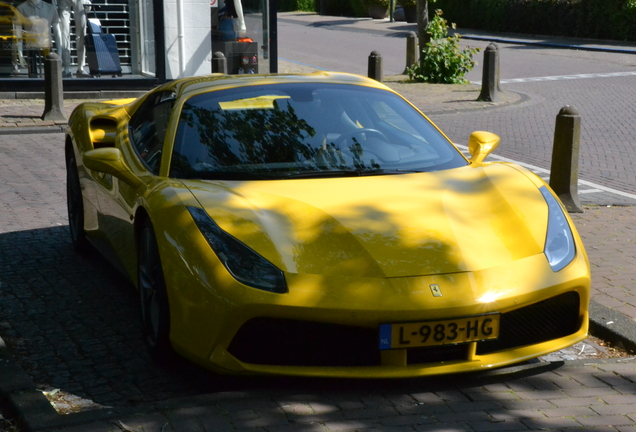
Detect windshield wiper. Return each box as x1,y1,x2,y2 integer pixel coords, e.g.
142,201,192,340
374,169,426,174
283,170,367,179
192,171,277,181
284,169,424,179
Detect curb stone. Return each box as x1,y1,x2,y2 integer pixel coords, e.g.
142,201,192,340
589,301,636,354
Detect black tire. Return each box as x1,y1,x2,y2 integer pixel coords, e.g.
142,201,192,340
66,149,91,254
138,220,172,359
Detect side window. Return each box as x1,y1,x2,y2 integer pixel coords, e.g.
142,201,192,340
129,91,176,174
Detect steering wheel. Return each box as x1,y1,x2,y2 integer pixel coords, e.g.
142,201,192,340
334,128,388,150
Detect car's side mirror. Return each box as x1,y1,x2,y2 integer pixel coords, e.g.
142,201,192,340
468,131,500,164
83,148,142,188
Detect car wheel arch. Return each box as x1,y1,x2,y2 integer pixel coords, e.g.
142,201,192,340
136,213,174,359
134,208,151,265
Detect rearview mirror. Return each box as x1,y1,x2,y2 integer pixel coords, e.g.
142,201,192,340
83,148,142,188
468,131,500,164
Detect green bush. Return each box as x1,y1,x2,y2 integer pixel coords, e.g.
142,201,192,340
362,0,390,6
407,10,480,83
313,0,367,16
433,0,636,41
276,0,317,12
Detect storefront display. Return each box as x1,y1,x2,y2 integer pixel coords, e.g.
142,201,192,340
0,0,134,81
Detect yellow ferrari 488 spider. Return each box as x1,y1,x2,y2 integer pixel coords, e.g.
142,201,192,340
65,72,590,378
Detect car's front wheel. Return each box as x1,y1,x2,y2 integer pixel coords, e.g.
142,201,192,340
66,148,91,253
138,220,172,359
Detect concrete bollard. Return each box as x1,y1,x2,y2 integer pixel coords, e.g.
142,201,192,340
549,105,584,213
477,43,501,102
368,51,383,82
404,32,418,74
41,52,66,122
212,51,227,74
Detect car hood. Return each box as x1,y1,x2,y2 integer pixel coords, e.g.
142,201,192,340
184,164,548,278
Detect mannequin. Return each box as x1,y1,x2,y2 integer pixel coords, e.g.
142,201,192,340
223,0,246,37
15,0,62,75
54,0,89,77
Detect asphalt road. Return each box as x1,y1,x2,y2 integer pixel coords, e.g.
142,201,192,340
277,18,636,195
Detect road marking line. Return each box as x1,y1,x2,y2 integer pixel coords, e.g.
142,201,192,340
580,189,603,194
456,144,636,200
279,57,328,70
471,71,636,85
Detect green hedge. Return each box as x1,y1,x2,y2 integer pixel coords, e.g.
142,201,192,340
278,0,317,11
433,0,636,41
242,0,318,12
244,0,367,16
246,0,636,40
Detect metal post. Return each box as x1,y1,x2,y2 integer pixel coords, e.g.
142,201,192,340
262,0,269,59
268,0,278,73
42,52,67,122
550,106,584,213
389,0,394,22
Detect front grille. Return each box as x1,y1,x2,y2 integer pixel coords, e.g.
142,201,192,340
476,291,580,355
408,344,468,364
226,291,581,367
227,318,380,366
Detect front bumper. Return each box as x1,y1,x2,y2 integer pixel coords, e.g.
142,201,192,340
209,291,587,378
163,243,590,378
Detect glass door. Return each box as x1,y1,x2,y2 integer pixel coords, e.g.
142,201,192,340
211,0,272,74
139,0,155,76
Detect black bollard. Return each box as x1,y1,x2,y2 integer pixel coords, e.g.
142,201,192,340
368,51,383,82
212,51,227,74
549,105,583,213
42,52,67,122
404,32,418,74
477,43,500,102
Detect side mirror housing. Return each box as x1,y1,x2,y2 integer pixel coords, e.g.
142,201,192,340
468,131,500,164
83,148,142,188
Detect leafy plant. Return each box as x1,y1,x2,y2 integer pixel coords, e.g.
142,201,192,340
407,9,480,84
362,0,390,7
399,0,417,7
433,0,636,42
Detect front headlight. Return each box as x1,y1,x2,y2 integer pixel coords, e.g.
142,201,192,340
540,186,576,272
188,206,287,293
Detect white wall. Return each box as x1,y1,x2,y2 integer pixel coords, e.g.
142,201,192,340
163,0,212,79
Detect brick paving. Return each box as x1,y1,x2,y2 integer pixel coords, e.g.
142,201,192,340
570,207,636,321
1,13,636,432
427,75,636,197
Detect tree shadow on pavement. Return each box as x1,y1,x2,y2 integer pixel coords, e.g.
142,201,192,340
0,225,570,413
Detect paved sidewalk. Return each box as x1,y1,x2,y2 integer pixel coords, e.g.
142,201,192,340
1,16,636,432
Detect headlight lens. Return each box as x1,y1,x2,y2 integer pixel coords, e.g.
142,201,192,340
188,206,287,293
540,186,576,272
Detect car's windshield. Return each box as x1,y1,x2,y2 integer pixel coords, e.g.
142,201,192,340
169,83,467,180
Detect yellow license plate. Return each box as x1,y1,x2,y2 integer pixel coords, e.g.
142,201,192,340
379,314,500,350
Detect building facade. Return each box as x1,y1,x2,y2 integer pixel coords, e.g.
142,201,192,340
0,0,271,91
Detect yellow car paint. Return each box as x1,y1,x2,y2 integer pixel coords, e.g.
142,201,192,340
65,72,591,378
